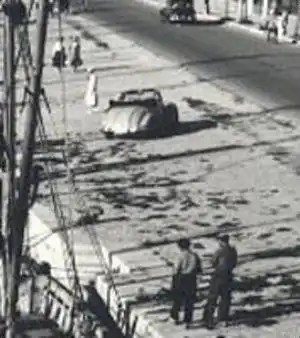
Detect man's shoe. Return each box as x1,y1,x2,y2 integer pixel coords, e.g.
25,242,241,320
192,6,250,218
185,323,191,330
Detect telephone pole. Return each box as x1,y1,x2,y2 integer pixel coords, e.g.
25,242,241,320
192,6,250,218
1,1,17,333
2,0,50,337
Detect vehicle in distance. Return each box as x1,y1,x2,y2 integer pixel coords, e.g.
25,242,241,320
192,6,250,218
101,88,179,138
160,0,196,23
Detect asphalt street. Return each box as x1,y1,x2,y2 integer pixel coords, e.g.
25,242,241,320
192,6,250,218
86,0,300,114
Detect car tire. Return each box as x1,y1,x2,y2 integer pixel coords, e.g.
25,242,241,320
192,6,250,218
159,8,167,22
104,131,114,139
165,103,179,127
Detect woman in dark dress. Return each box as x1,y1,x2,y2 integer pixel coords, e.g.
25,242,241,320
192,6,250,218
69,36,83,72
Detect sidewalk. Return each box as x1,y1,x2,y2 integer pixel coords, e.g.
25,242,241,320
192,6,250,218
224,8,299,44
22,8,300,338
136,0,300,44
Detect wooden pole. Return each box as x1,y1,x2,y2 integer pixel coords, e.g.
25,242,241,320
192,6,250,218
1,16,8,319
262,0,269,18
5,1,49,337
2,1,17,332
293,1,300,42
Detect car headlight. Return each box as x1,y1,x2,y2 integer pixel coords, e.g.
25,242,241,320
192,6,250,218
129,125,137,133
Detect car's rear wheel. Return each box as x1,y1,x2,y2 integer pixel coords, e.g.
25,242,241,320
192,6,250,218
165,103,179,127
159,8,168,22
104,131,115,139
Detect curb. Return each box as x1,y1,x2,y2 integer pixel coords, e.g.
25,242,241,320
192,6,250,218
226,20,298,45
134,0,299,46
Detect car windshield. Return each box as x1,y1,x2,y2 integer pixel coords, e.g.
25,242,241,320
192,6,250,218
121,91,160,102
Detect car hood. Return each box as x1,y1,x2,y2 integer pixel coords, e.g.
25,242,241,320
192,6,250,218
102,105,153,135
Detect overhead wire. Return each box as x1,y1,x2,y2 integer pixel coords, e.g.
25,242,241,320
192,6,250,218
16,0,126,322
56,5,86,323
36,112,82,293
39,14,125,317
37,75,125,314
37,116,125,321
14,0,84,314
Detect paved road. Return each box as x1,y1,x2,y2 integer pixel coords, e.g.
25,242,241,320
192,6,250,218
86,0,300,113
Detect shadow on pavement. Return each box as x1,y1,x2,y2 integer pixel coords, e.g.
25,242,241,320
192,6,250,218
163,18,226,26
143,266,300,329
119,117,217,140
66,19,110,49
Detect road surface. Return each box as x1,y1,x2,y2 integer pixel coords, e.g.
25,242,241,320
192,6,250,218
87,0,300,114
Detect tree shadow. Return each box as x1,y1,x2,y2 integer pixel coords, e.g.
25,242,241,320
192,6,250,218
84,282,125,337
231,299,300,328
141,267,300,330
239,244,300,267
113,117,217,140
66,19,110,49
164,18,226,26
182,52,299,68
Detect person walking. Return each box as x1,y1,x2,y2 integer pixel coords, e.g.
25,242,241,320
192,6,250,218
266,7,279,43
85,68,98,111
280,9,289,36
204,0,210,14
203,234,237,330
68,35,83,72
57,0,70,15
48,0,55,17
51,36,67,72
170,238,202,329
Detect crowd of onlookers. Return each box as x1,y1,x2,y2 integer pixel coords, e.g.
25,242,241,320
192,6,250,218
265,4,291,43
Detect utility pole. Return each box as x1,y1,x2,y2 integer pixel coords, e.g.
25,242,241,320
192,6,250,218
262,0,269,19
4,1,50,337
236,0,244,22
2,1,17,332
293,1,300,43
1,12,8,318
223,0,230,19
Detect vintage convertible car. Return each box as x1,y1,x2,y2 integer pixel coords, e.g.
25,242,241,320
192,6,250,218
160,0,196,23
101,88,179,138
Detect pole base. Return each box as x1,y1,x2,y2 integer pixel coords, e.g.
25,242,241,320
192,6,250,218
221,16,234,21
237,18,254,24
291,34,299,44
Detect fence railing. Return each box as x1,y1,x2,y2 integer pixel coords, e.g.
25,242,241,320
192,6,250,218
20,256,108,338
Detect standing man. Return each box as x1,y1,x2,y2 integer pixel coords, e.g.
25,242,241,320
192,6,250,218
204,0,210,14
170,238,202,329
203,234,237,330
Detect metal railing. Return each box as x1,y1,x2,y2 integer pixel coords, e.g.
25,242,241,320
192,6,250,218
20,256,107,338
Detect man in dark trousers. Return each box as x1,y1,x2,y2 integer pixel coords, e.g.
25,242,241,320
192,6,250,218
203,234,237,329
204,0,210,14
170,238,202,329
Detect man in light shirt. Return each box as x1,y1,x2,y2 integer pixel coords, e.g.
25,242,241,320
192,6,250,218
170,238,202,329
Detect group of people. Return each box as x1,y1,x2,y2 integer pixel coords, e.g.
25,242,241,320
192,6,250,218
170,234,237,330
266,7,290,43
51,35,83,72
